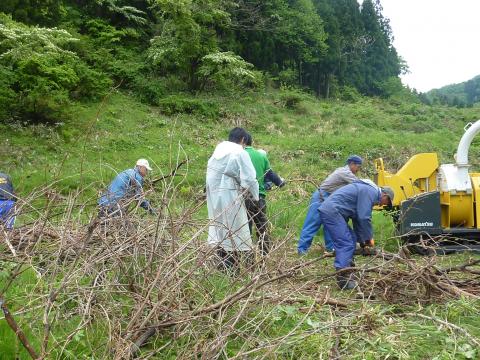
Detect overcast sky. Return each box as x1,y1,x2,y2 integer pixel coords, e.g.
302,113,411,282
368,0,480,92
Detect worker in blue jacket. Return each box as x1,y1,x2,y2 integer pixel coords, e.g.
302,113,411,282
298,155,362,255
319,180,394,290
98,159,156,217
0,172,16,230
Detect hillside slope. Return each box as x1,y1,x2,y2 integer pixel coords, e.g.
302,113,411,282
2,89,480,195
425,74,480,107
2,90,480,359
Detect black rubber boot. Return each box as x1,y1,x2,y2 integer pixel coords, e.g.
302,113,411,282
336,269,357,290
217,249,238,274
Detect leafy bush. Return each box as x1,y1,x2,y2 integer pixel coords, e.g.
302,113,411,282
197,51,262,91
279,89,306,109
132,74,188,105
339,86,361,102
276,68,299,87
158,95,220,119
0,0,66,26
376,77,405,98
107,51,144,82
82,19,140,46
131,75,167,105
0,65,16,119
92,0,148,27
0,14,111,123
72,62,112,100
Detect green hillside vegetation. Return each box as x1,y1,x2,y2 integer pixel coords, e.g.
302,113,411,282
423,74,480,108
3,89,480,199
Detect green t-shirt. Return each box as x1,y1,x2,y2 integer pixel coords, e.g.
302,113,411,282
245,146,271,197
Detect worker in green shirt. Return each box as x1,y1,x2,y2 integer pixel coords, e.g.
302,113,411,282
244,135,285,255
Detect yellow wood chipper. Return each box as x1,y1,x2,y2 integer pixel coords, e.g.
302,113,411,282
374,120,480,253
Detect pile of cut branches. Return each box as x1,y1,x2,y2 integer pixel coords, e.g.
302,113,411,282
355,251,480,304
1,186,480,359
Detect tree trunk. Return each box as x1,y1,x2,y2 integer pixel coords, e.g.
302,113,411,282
298,61,302,86
325,73,330,99
316,67,321,97
189,59,200,91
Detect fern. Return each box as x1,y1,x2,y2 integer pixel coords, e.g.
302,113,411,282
95,0,148,26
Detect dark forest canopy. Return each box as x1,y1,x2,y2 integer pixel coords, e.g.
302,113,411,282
0,0,405,122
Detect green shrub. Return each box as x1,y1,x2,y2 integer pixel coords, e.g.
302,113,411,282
131,75,167,105
339,86,361,102
0,0,66,26
279,89,306,109
376,77,411,99
82,19,140,46
158,95,220,119
71,61,112,100
276,68,299,87
197,51,262,92
108,53,144,82
6,53,78,123
0,14,111,123
0,65,16,120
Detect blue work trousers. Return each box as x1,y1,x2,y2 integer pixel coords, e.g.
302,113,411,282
297,190,333,254
0,200,15,230
319,207,357,269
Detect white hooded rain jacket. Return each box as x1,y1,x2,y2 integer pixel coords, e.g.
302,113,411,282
206,141,259,251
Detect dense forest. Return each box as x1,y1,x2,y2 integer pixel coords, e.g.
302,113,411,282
0,0,404,124
423,74,480,108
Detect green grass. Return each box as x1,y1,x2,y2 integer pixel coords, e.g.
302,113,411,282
2,90,479,197
2,89,480,358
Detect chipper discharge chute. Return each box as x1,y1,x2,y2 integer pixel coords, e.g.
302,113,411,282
375,120,480,254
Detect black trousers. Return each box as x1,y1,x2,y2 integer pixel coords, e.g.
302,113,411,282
245,196,270,255
216,248,254,273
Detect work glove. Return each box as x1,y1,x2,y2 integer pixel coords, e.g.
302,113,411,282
362,239,375,247
360,239,377,256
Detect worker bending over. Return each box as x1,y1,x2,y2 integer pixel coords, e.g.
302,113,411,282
98,159,155,216
0,172,16,230
297,155,362,255
319,180,393,290
206,128,259,271
244,137,285,255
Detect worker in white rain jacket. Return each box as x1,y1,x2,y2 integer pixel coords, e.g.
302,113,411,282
206,127,259,271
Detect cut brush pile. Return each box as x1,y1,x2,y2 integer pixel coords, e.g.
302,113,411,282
1,187,480,359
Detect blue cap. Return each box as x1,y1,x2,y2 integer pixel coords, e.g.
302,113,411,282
346,155,363,165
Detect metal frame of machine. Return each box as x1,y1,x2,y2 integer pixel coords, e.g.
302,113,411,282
374,120,480,253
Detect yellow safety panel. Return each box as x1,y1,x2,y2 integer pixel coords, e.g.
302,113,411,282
374,153,439,206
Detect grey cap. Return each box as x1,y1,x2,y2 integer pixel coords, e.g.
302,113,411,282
381,186,394,205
